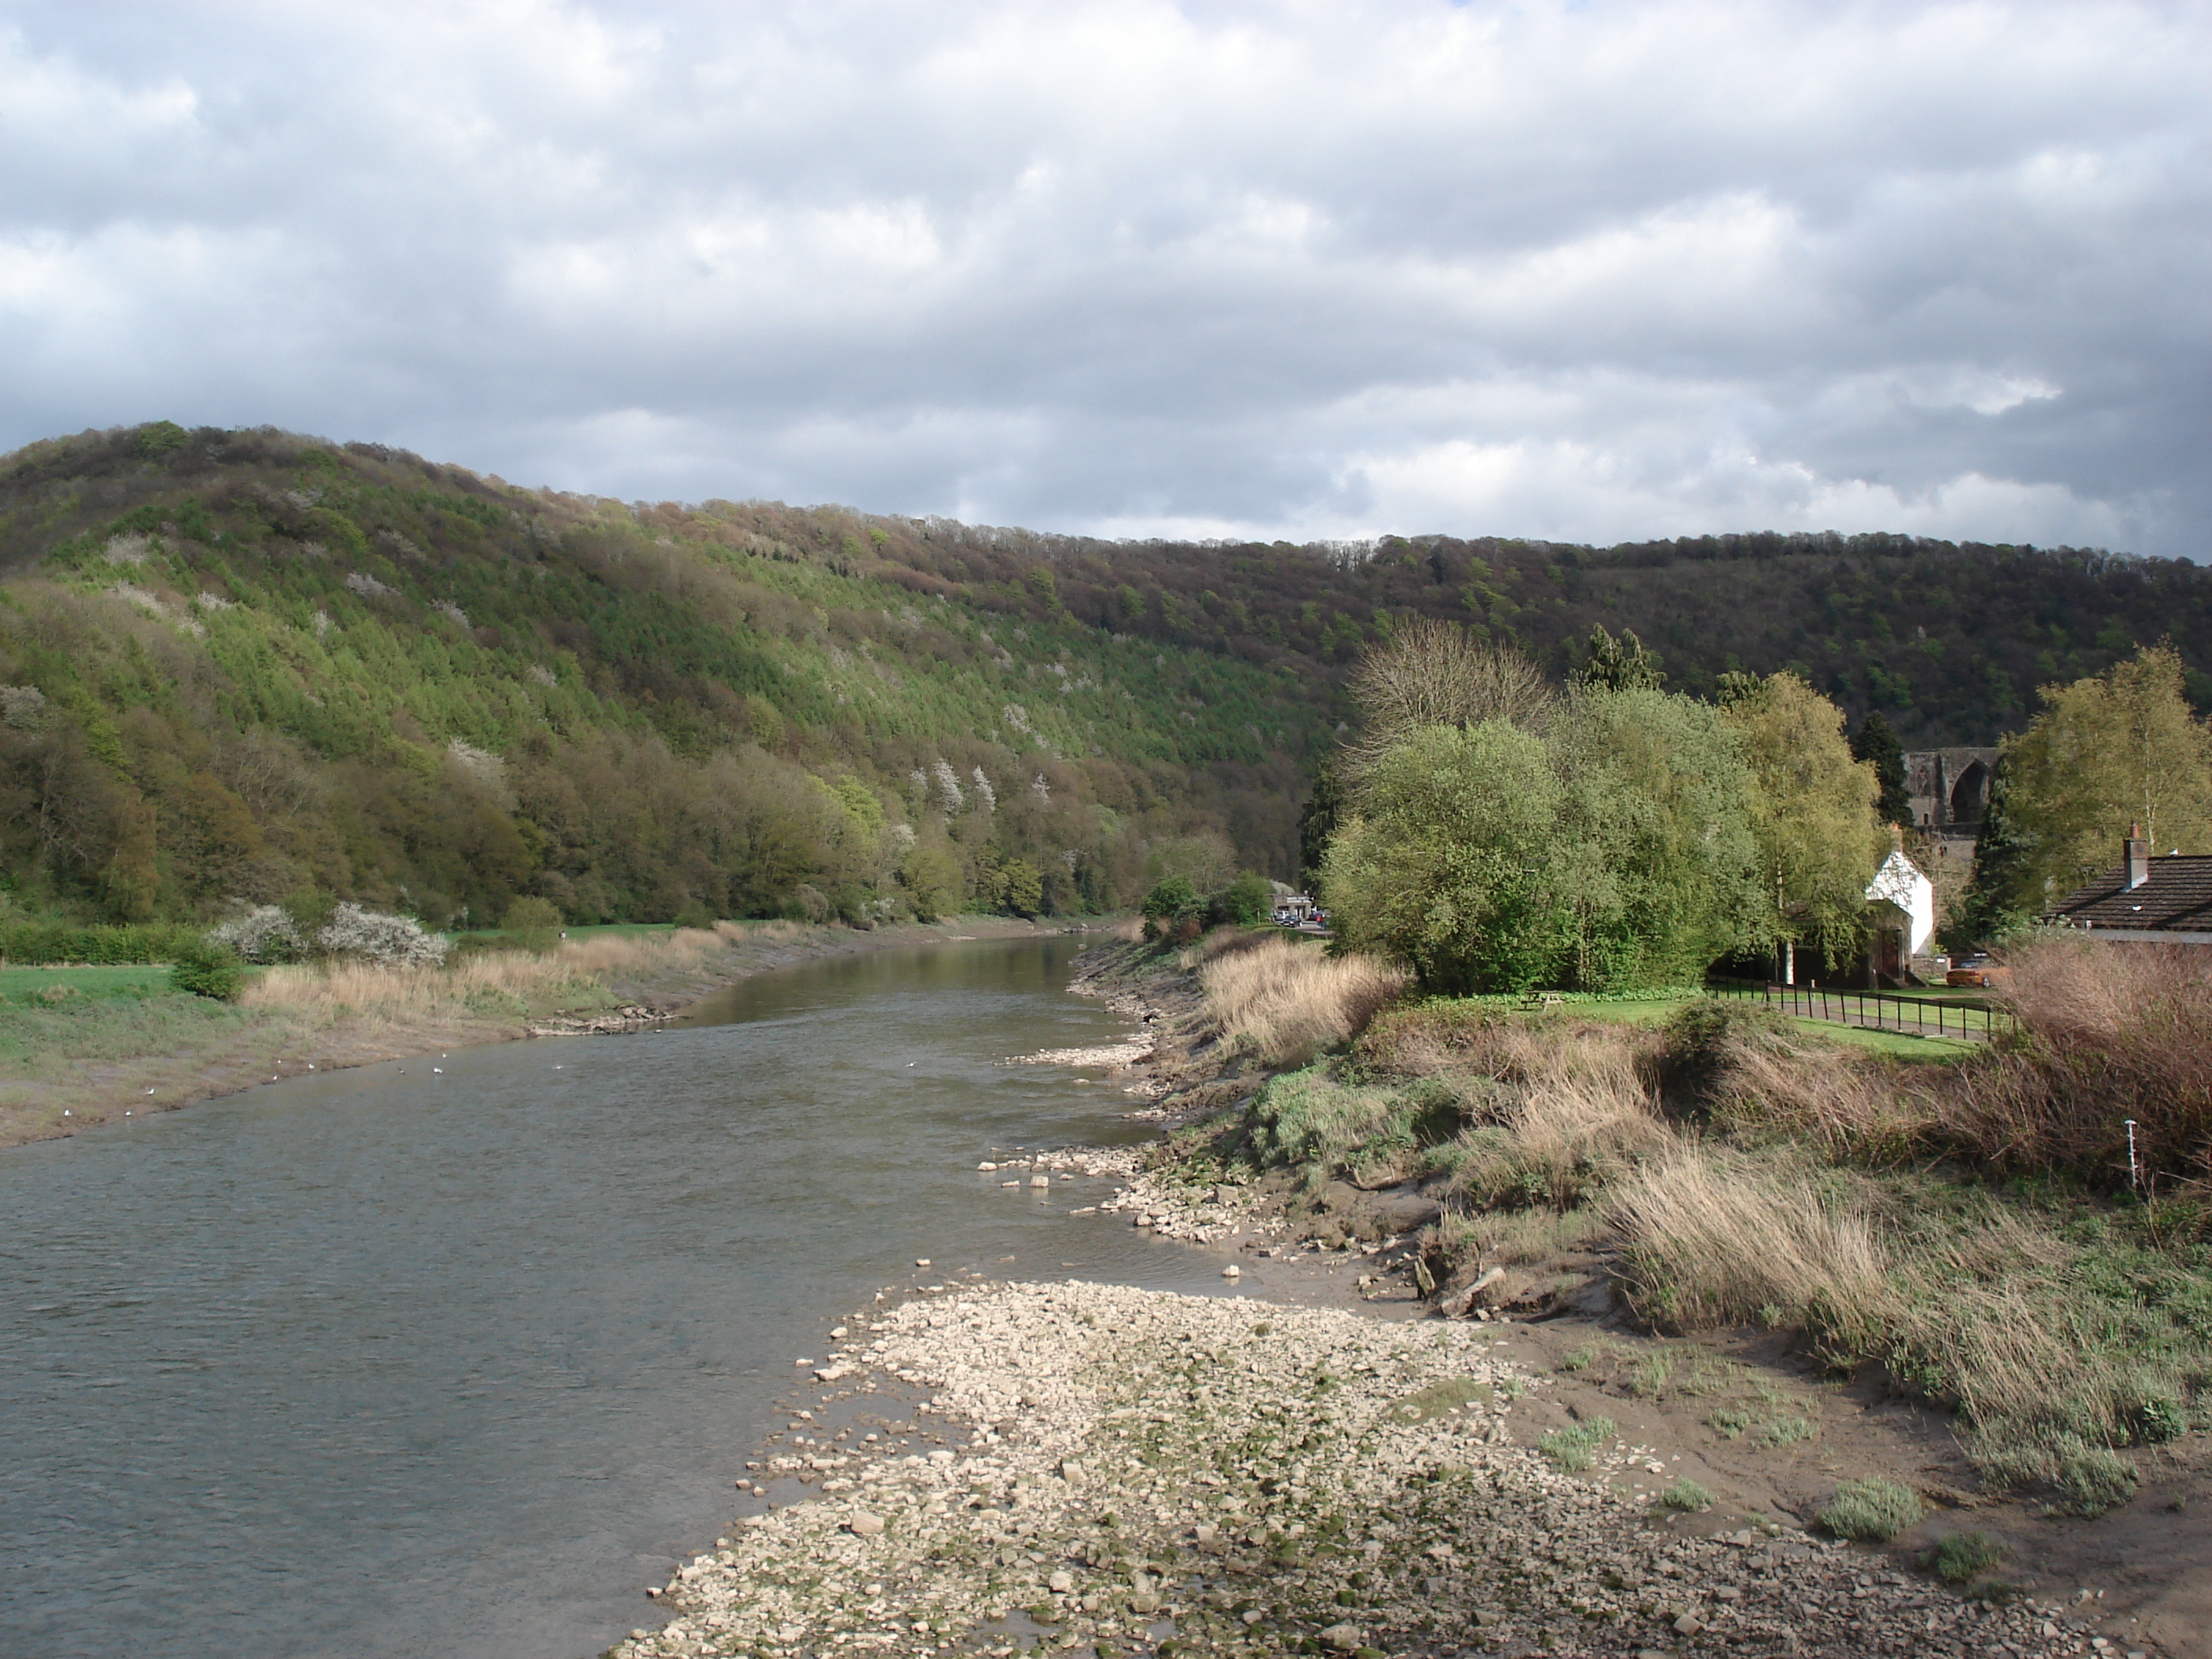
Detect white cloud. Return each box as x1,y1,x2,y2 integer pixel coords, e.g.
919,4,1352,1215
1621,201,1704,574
0,0,2207,555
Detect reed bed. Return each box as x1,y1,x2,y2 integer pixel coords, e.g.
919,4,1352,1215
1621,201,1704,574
1193,932,1407,1067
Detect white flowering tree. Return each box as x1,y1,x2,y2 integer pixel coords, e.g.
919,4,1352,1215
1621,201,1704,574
207,904,307,964
317,903,451,967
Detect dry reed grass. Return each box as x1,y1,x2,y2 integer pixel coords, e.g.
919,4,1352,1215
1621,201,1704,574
1432,1024,1673,1207
242,950,597,1019
1196,932,1407,1066
1605,1152,1898,1348
242,922,785,1020
1949,934,2212,1183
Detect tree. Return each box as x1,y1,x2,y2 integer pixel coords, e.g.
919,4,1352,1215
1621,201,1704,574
1296,760,1344,889
1570,624,1665,692
1848,711,1910,827
1979,645,2212,915
1210,870,1273,927
1321,721,1574,993
1342,617,1552,778
1726,673,1889,964
1551,687,1763,988
1954,756,2036,947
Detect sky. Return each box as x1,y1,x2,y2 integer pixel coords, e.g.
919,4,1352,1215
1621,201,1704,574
2,1,2207,557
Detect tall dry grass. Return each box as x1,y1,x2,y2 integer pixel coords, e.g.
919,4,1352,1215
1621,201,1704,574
241,922,787,1022
1953,934,2212,1184
241,950,598,1020
1195,932,1407,1066
1430,1024,1673,1208
1605,1152,1897,1346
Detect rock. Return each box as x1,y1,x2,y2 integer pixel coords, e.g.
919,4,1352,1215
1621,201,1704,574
1673,1613,1704,1635
1128,1591,1160,1613
1212,1184,1236,1204
1221,1265,1241,1278
1030,1175,1051,1188
1319,1621,1364,1651
847,1512,885,1536
1048,1570,1074,1592
914,1258,931,1267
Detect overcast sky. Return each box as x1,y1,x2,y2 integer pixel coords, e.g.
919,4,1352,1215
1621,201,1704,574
2,2,2206,556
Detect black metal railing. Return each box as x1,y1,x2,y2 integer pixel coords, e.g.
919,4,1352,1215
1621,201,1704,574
1705,976,2012,1042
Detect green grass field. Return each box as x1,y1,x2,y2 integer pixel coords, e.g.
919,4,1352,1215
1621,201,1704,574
0,962,179,1004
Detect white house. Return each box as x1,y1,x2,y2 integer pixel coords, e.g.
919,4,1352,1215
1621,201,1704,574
1863,847,1936,985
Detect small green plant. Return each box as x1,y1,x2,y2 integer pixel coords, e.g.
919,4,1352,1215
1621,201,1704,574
1707,1408,1753,1440
1656,1478,1714,1513
1628,1353,1676,1398
1917,1532,2009,1585
1538,1415,1616,1473
169,939,244,1001
1819,1478,1922,1541
1557,1344,1599,1373
1756,1415,1815,1448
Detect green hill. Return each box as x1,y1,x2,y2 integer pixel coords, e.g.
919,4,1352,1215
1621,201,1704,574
2,420,2206,932
0,425,1317,929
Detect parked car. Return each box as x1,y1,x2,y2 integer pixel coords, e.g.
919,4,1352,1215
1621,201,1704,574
1946,954,2001,987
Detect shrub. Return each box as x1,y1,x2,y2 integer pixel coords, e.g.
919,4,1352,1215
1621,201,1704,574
206,904,307,964
502,895,564,951
1818,1478,1921,1540
316,903,450,968
1656,1478,1713,1512
170,938,245,1000
1141,876,1199,939
0,921,199,965
1208,871,1273,928
1918,1532,2009,1585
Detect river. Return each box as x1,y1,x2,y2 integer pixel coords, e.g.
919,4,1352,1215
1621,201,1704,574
0,935,1235,1659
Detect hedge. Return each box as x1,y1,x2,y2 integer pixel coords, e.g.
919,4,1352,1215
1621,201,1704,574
0,922,202,965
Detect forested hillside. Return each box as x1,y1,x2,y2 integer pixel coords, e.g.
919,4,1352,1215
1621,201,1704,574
860,520,2212,749
0,425,1315,931
2,420,2206,932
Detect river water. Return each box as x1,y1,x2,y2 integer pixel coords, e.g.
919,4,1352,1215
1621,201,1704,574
0,936,1240,1659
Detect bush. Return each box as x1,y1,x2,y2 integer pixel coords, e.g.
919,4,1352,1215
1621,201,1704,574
503,895,564,952
316,903,450,968
1918,1532,2008,1585
1208,871,1273,928
0,921,199,965
1141,876,1199,939
170,939,245,1000
206,904,307,964
1818,1478,1921,1540
1656,1478,1713,1513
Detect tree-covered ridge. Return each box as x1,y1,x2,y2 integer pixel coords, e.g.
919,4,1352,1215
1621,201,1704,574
0,426,1318,929
855,522,2212,749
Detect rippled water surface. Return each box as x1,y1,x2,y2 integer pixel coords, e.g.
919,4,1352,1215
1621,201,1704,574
0,936,1236,1659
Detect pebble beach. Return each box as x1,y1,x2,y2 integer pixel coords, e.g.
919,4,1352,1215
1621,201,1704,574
612,1279,2120,1659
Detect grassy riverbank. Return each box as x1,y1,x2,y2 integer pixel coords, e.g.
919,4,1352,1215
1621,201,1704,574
1030,928,2212,1644
0,914,1067,1150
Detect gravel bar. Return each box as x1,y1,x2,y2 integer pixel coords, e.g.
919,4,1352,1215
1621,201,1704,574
613,1282,2122,1659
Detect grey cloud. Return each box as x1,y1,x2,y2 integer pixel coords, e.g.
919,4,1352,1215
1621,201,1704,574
1,1,2207,555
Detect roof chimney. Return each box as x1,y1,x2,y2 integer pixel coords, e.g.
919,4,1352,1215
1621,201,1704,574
2126,822,2150,890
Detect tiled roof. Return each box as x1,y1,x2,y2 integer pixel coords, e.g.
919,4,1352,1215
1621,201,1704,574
2051,855,2212,933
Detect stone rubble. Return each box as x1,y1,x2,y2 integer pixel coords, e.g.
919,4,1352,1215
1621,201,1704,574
613,1280,2119,1659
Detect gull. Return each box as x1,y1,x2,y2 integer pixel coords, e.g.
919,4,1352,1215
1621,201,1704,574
432,1067,444,1075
